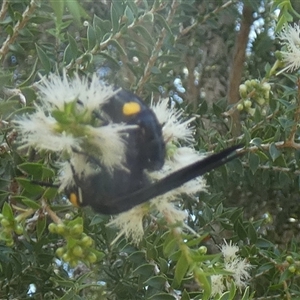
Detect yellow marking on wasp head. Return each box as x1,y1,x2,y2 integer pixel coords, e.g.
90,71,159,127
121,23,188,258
123,102,141,116
69,187,83,207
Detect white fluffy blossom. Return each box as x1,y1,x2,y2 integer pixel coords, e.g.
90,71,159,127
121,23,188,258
14,73,129,186
37,71,119,112
210,240,252,297
151,98,195,143
221,239,240,263
277,24,300,74
107,205,148,245
210,275,226,297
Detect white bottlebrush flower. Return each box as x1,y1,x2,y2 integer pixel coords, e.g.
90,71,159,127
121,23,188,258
57,154,97,192
85,124,129,171
14,106,80,153
215,240,252,292
225,257,252,289
210,275,226,297
107,205,148,245
38,71,119,112
220,239,240,263
151,98,195,143
14,71,136,228
14,73,128,172
277,24,300,74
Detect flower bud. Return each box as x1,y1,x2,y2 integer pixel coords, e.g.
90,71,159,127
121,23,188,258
239,84,247,98
289,265,296,273
244,100,252,108
237,103,244,111
198,246,207,255
255,98,265,106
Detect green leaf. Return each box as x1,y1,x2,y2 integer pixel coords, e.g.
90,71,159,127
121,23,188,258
256,262,274,274
50,0,64,26
124,5,135,24
16,178,45,195
154,13,172,35
279,171,290,187
158,257,169,273
2,202,14,221
193,269,211,300
67,33,78,58
128,251,147,265
144,275,166,290
228,280,236,299
18,163,55,179
110,2,121,34
174,253,189,286
35,44,51,73
248,152,260,174
148,294,176,300
36,216,46,240
250,137,262,146
255,238,274,249
181,290,190,300
93,15,111,33
22,198,41,210
234,219,247,240
163,234,178,257
151,66,161,74
229,157,244,175
269,143,282,161
67,217,83,228
242,126,251,144
198,100,208,115
108,39,127,56
248,222,257,244
126,0,138,17
132,264,154,281
212,102,223,116
241,286,251,300
65,0,88,25
18,58,39,88
87,25,97,51
134,25,154,46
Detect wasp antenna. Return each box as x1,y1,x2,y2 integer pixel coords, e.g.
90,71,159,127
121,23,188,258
31,180,59,188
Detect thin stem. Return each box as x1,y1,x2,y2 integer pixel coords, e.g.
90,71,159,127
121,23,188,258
136,0,179,93
0,0,39,61
42,199,63,224
0,0,8,21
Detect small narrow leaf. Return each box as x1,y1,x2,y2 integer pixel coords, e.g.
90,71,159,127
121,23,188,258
36,216,46,240
174,253,189,286
2,202,14,221
269,143,281,161
35,44,51,73
87,25,97,50
248,152,260,174
22,198,41,210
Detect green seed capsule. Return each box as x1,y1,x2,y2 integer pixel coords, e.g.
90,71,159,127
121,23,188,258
48,223,57,234
73,245,83,257
70,224,83,236
56,223,66,235
56,247,65,258
87,253,97,263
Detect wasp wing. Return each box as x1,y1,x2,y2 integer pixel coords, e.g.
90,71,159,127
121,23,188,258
100,145,242,214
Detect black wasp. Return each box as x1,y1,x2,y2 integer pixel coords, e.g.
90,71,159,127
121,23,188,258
64,89,241,215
